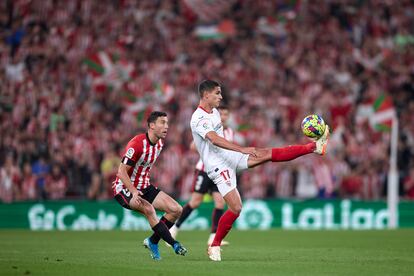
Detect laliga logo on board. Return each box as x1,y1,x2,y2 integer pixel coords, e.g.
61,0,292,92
282,200,392,230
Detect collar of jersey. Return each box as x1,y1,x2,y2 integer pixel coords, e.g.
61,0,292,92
198,105,213,114
146,133,158,146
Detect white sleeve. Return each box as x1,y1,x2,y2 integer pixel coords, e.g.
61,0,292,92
193,117,214,139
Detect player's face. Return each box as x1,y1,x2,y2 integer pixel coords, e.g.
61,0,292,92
206,86,222,108
152,116,169,139
219,108,229,127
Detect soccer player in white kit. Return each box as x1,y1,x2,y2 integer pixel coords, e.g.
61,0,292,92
190,80,330,261
171,106,233,246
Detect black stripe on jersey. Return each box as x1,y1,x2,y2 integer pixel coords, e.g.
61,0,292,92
122,156,136,166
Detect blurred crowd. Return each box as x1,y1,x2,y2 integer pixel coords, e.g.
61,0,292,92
1,0,413,203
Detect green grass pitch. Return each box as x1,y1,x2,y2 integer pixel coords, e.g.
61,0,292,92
1,230,413,275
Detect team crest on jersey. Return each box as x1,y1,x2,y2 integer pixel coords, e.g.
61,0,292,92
126,148,134,159
203,122,208,129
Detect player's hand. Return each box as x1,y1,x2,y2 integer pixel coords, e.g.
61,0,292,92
132,190,143,197
132,190,144,204
241,147,258,157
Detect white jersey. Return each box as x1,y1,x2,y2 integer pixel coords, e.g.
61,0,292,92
191,106,249,197
190,106,236,175
195,127,234,171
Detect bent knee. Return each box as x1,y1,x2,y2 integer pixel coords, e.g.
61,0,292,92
142,203,156,216
169,203,182,217
175,204,183,215
230,205,242,215
131,203,155,217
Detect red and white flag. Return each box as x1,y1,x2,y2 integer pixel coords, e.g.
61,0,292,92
369,94,396,131
83,51,135,92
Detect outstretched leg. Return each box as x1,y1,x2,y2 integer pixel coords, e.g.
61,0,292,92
248,125,330,168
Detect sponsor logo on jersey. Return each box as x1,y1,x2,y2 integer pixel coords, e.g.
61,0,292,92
214,123,222,131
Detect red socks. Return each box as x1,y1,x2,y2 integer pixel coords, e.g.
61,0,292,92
211,210,239,247
271,143,315,162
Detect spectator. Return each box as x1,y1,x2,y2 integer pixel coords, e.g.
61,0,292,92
0,0,413,201
0,154,20,203
404,167,414,199
100,147,119,199
20,162,38,201
87,172,104,200
44,164,67,200
31,155,50,198
341,173,364,199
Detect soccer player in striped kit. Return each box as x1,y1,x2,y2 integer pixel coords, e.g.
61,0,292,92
170,105,233,246
191,80,329,261
112,111,187,260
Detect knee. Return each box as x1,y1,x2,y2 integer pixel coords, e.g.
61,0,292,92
169,203,182,218
176,204,183,216
143,203,156,217
230,204,242,215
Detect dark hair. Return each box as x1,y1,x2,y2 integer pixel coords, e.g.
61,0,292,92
198,79,220,97
147,111,167,127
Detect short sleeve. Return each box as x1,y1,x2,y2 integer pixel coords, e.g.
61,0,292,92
121,140,142,165
193,117,214,139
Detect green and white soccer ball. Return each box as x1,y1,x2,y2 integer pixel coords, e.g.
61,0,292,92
301,114,326,139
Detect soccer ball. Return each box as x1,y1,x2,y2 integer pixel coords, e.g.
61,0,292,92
301,114,326,139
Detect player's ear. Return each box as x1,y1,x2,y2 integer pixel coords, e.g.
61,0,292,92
203,89,212,99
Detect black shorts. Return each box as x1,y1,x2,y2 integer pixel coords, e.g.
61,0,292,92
114,185,161,209
191,170,218,194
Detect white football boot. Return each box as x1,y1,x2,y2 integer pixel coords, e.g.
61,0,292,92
208,246,221,261
207,233,229,246
314,125,330,155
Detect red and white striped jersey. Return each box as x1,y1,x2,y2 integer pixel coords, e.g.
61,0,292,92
113,133,164,195
195,127,235,172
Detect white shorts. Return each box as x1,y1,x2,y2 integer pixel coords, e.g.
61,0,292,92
206,151,249,196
